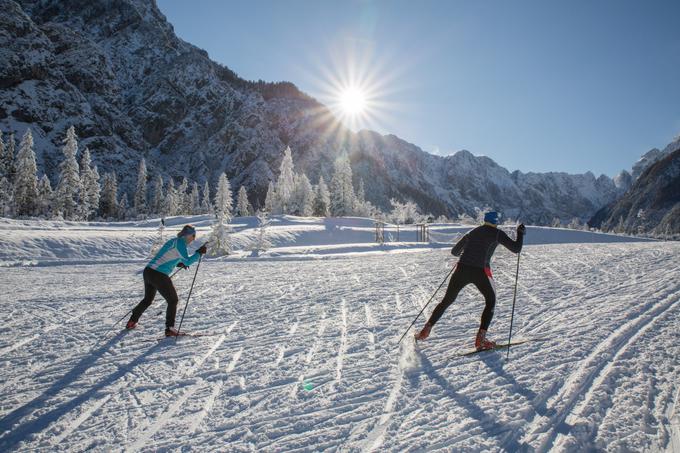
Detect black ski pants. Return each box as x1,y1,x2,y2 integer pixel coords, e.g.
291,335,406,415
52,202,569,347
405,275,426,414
427,263,497,330
131,267,179,328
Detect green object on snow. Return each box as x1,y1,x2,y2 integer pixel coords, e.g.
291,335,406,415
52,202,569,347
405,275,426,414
303,381,314,391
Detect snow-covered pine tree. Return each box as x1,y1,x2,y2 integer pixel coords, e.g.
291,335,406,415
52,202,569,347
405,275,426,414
55,126,82,220
177,177,189,215
275,146,295,214
251,210,272,256
236,185,251,217
209,172,233,255
293,173,314,216
189,182,201,214
0,177,13,217
88,165,101,219
133,159,148,217
330,155,355,216
13,129,39,217
37,174,53,218
264,181,275,213
163,178,177,216
79,148,101,220
99,172,119,219
1,132,16,184
201,181,212,214
151,175,164,215
118,192,130,220
313,176,330,217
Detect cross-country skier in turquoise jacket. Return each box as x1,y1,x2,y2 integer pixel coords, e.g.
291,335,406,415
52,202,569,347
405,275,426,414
127,224,207,336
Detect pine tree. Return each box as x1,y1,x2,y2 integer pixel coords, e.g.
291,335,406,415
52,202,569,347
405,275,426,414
163,178,177,216
13,129,39,217
209,173,233,255
79,147,100,220
330,155,355,216
293,173,314,216
151,175,164,215
275,146,295,214
236,186,251,217
251,210,272,255
99,172,119,219
189,182,201,214
3,133,16,184
134,159,148,217
213,173,233,222
37,174,53,218
201,181,212,214
313,176,330,217
264,181,275,213
87,165,101,219
55,126,82,220
0,177,13,217
177,177,189,214
118,192,129,220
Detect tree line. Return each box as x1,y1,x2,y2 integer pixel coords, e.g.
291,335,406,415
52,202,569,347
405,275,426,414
0,127,439,225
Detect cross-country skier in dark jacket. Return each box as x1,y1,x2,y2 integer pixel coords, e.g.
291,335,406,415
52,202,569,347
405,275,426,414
415,212,526,350
126,224,207,336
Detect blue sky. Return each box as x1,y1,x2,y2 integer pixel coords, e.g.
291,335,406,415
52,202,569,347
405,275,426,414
158,0,680,176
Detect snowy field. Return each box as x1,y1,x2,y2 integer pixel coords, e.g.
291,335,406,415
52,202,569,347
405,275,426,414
0,217,678,452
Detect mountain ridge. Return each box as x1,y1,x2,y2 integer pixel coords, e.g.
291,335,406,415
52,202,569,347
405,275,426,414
1,0,625,222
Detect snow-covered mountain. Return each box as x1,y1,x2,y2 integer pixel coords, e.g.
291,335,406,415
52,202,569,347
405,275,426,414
1,0,623,223
589,145,680,237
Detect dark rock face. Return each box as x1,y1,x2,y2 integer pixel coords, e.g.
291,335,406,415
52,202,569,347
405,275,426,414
1,0,621,222
589,148,680,237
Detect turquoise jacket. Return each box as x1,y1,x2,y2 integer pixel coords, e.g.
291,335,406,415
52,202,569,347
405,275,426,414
147,237,201,275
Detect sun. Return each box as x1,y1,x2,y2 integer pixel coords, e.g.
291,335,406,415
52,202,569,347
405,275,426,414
339,87,367,115
301,44,407,136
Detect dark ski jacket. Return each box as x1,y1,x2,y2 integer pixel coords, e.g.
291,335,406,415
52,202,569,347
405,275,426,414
452,224,523,269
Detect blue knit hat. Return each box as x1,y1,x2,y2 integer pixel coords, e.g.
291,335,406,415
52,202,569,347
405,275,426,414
483,211,499,225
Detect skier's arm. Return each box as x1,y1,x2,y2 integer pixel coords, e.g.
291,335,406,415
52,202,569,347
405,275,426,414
177,240,201,266
451,234,469,256
498,227,524,253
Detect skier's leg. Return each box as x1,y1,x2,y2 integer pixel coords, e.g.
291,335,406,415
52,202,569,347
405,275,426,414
473,269,497,330
471,268,498,349
155,275,179,329
130,269,157,323
426,265,469,326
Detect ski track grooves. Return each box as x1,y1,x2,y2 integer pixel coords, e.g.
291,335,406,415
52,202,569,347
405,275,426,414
521,281,680,452
362,345,408,452
335,298,348,384
127,332,229,450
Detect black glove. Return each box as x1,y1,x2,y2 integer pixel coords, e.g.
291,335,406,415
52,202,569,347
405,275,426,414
197,245,207,255
517,224,526,235
176,262,188,269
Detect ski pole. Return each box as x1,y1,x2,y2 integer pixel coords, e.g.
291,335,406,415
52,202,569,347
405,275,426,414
397,267,454,346
506,252,521,360
176,253,203,339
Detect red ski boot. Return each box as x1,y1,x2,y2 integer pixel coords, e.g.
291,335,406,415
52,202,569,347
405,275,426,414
415,322,432,341
126,320,137,330
165,327,187,337
475,328,496,351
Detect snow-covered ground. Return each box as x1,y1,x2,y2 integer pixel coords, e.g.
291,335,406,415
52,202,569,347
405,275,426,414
0,216,677,452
